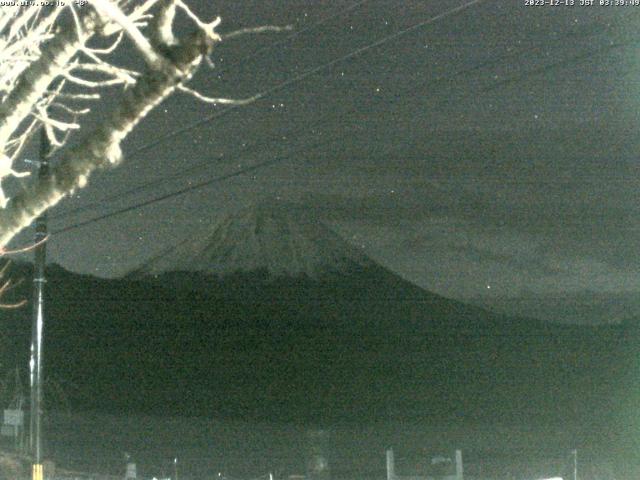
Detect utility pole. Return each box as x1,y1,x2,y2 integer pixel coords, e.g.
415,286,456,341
572,449,578,480
29,127,49,480
386,448,395,480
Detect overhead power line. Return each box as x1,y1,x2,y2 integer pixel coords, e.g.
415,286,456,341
51,139,326,236
127,0,486,157
218,0,370,72
51,108,340,221
50,0,639,236
56,9,632,223
480,38,638,95
51,126,408,236
51,0,487,225
51,2,372,220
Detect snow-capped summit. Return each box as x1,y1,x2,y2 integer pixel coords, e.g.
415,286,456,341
136,201,372,277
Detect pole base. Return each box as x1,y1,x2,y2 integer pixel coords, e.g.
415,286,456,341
32,463,43,480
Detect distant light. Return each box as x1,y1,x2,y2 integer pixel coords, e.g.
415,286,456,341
486,285,491,289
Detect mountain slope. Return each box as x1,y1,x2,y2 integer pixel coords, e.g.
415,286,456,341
0,205,629,427
130,202,547,333
2,262,620,426
133,202,372,278
468,291,640,325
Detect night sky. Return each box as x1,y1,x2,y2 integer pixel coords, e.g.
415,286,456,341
9,1,640,308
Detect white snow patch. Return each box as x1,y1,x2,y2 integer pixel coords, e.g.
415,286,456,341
139,202,373,278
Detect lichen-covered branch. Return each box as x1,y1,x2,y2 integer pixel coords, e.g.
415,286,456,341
0,1,160,176
0,13,91,152
0,11,217,247
0,0,275,248
88,0,164,68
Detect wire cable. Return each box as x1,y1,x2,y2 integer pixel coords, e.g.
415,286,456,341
51,33,640,236
51,128,407,236
50,0,637,236
50,107,341,221
217,0,370,72
126,0,486,157
52,0,491,221
51,139,326,236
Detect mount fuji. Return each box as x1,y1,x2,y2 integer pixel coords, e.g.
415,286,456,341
134,201,373,278
0,203,628,425
129,201,513,330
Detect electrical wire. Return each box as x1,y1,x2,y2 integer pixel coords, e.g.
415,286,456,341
51,128,409,237
49,2,373,220
217,0,370,72
49,0,637,237
52,48,639,237
50,107,340,221
52,0,493,222
50,139,327,236
480,40,638,95
55,5,633,223
125,0,486,157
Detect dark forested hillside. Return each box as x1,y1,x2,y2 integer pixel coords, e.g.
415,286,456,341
0,261,629,436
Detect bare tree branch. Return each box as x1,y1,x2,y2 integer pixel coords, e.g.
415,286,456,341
177,84,260,105
0,1,286,251
0,9,99,154
222,25,293,41
88,0,164,68
0,13,219,246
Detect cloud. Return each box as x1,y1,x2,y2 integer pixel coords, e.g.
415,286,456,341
318,199,640,298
